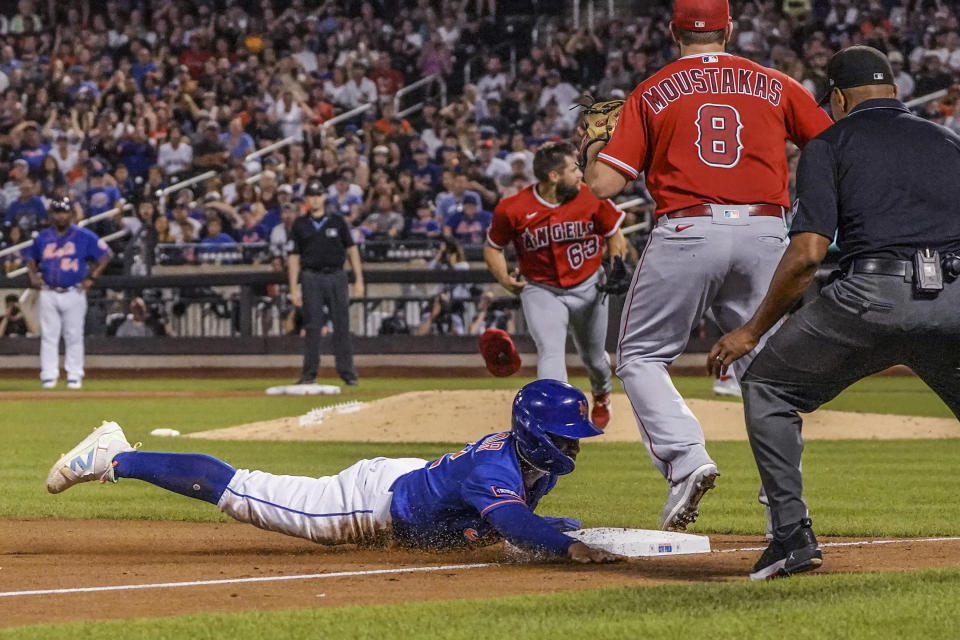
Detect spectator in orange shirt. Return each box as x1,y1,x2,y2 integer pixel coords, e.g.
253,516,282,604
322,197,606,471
374,101,413,135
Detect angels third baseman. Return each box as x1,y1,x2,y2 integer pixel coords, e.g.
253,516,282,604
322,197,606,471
583,0,832,530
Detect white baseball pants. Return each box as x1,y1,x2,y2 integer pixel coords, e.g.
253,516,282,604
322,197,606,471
39,288,88,383
520,269,612,396
217,457,427,545
617,210,786,483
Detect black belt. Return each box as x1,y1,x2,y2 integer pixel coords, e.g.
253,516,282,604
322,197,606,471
848,258,912,280
50,286,78,293
304,266,342,274
664,203,785,219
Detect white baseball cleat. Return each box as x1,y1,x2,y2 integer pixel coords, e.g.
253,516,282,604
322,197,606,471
712,374,742,398
66,379,82,390
46,421,136,494
41,380,56,389
659,463,719,531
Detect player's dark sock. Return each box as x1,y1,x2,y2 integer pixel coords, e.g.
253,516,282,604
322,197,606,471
113,452,236,504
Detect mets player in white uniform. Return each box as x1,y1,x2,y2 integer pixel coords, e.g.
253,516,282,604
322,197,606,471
26,198,111,389
45,380,620,564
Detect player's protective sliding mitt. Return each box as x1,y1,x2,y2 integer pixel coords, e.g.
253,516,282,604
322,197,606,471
478,328,522,377
576,98,625,168
596,257,631,301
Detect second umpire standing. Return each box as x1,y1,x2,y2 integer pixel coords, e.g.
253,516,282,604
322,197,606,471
288,181,364,386
709,46,960,580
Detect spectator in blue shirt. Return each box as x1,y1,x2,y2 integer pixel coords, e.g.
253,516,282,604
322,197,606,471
3,180,47,233
66,67,101,101
409,143,442,192
408,196,442,238
112,165,138,200
117,124,155,180
129,47,157,89
221,118,256,161
327,169,364,223
443,193,492,246
15,125,51,175
85,169,123,217
436,170,481,221
238,207,268,243
200,217,236,245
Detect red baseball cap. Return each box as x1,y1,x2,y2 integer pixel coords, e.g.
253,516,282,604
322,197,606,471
478,328,521,377
673,0,730,32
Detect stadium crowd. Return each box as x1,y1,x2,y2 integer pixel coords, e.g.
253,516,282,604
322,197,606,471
0,0,959,282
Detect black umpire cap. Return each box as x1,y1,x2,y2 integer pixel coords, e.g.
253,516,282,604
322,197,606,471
817,45,895,106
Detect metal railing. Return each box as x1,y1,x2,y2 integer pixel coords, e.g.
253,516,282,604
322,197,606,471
320,103,375,140
394,74,447,118
154,241,272,266
244,163,286,186
243,136,298,164
615,196,654,236
0,202,133,260
905,88,949,110
156,170,217,216
571,0,617,31
156,171,216,200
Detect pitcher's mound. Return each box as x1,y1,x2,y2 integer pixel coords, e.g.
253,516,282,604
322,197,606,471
184,390,958,443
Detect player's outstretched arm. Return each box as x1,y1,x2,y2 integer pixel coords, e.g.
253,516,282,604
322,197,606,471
484,502,623,563
566,541,622,564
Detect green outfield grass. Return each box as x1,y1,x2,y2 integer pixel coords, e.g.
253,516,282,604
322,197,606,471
2,375,958,636
4,570,960,640
2,372,953,415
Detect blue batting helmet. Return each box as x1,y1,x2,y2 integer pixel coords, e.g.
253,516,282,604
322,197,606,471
511,379,603,475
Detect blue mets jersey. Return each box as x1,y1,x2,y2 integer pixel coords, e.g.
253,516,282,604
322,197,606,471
28,225,110,288
389,431,558,549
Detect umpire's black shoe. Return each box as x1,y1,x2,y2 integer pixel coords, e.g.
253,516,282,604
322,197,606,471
749,518,822,581
341,376,359,386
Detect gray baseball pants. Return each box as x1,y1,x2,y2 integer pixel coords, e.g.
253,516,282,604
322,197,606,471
617,208,787,483
743,272,960,538
520,268,612,396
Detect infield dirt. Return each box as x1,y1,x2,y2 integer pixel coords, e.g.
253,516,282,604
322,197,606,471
185,390,959,443
3,519,960,628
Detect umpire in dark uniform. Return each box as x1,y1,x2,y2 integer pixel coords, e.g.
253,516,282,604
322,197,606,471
707,46,960,580
288,181,364,386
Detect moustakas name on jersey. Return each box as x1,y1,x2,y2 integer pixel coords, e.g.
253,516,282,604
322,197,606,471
487,184,624,288
29,224,111,288
597,52,831,218
389,431,571,553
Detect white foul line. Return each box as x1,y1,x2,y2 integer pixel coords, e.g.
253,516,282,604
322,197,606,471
0,563,495,599
4,536,959,599
716,536,960,554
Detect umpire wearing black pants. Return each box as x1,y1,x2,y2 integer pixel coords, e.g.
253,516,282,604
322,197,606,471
708,46,960,580
288,181,364,386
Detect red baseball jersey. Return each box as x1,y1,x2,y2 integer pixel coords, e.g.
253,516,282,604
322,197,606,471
487,183,624,288
598,52,833,218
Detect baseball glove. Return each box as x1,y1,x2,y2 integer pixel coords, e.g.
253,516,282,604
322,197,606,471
576,98,625,168
596,257,631,301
